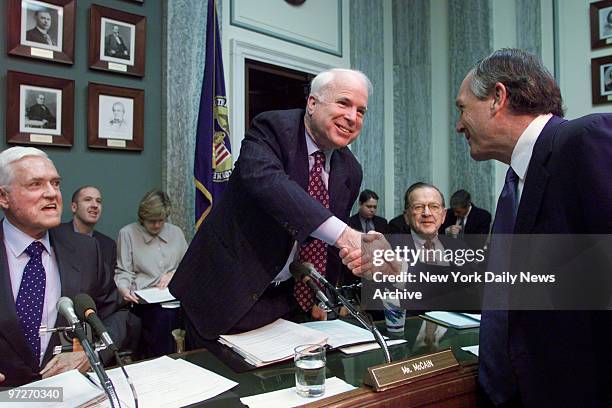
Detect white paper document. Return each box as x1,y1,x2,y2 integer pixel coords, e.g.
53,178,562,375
134,287,176,304
88,356,237,408
461,345,480,356
301,319,381,349
339,339,407,355
240,376,355,408
0,370,104,408
423,311,480,329
219,319,328,367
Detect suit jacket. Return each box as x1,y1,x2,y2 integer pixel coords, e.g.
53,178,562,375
439,204,491,249
58,222,117,283
105,34,129,59
26,104,55,128
0,224,123,387
170,109,362,340
348,214,388,233
489,114,612,407
387,214,411,234
25,28,54,46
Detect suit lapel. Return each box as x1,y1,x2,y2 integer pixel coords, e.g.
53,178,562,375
515,116,564,233
287,119,309,192
329,149,351,217
0,223,41,370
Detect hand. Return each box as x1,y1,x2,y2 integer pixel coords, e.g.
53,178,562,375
310,304,327,321
335,226,363,252
118,286,139,303
447,225,462,236
0,372,4,383
40,352,89,378
340,232,400,278
156,271,175,289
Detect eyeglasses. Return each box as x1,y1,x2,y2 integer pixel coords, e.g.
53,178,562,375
411,203,443,214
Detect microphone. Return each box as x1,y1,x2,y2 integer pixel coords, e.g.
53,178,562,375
289,262,335,311
74,294,118,353
57,296,80,326
292,262,392,363
56,298,121,407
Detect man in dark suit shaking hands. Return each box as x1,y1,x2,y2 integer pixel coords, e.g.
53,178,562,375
171,69,372,345
455,48,612,407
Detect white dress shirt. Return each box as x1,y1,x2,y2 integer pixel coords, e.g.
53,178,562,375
272,131,348,283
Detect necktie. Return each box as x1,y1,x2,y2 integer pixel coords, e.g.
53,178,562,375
479,167,519,404
458,217,465,238
15,241,47,362
424,239,435,264
44,33,52,45
365,219,374,233
295,152,329,311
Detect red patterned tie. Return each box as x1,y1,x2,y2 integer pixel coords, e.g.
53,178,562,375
294,151,329,311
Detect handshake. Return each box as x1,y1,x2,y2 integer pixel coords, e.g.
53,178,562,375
336,227,400,278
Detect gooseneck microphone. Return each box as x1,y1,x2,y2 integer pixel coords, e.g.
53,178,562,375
289,262,335,311
290,262,392,363
55,297,121,408
74,293,118,353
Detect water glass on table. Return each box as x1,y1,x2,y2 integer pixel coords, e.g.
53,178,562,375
294,344,326,398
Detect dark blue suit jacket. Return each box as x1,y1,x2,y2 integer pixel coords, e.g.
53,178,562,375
0,224,124,387
170,109,362,340
495,114,612,407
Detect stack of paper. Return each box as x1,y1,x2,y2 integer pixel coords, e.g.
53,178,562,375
0,370,105,407
134,287,176,304
218,319,328,367
88,356,238,408
423,311,481,329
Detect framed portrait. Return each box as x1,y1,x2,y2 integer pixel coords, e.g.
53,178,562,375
7,0,75,64
6,71,74,147
590,0,612,49
88,83,144,151
591,56,612,105
89,5,146,77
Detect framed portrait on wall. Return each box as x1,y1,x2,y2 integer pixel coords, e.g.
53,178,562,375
88,83,144,151
590,0,612,49
89,5,146,77
7,0,75,64
591,55,612,105
6,71,74,147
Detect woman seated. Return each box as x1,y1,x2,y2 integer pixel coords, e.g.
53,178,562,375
114,189,188,358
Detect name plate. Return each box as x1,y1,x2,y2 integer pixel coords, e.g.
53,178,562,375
107,139,127,148
30,134,53,144
31,47,54,59
108,62,128,72
363,349,459,392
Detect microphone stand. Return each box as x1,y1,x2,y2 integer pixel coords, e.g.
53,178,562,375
312,274,392,363
72,325,122,408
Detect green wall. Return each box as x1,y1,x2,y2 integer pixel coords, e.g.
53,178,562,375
0,0,163,239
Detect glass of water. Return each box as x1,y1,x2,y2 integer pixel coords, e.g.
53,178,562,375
294,344,326,397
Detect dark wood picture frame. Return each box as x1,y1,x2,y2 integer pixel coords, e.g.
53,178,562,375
591,55,612,105
7,0,75,64
88,82,144,151
590,0,612,49
89,4,146,77
6,71,74,147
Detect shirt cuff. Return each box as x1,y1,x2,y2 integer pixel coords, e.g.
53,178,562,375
311,216,346,245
